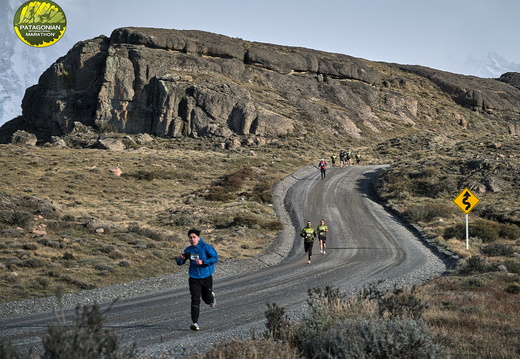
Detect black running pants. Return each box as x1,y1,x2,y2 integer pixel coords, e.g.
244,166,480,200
189,276,214,323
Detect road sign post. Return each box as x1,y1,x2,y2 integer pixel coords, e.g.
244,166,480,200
453,188,480,249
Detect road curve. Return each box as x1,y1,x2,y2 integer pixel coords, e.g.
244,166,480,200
0,165,448,357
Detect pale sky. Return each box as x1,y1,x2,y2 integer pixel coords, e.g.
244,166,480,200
41,0,517,76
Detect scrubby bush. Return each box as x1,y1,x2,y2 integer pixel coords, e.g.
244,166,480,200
471,220,500,243
232,214,260,228
21,257,49,268
204,187,236,202
481,243,515,257
264,302,291,341
1,302,137,358
504,283,520,294
317,318,444,359
43,302,137,358
458,256,491,275
444,219,500,243
504,259,520,275
0,341,20,359
269,285,441,359
377,287,428,320
201,339,300,359
499,223,520,240
405,203,456,223
219,167,255,191
127,224,167,242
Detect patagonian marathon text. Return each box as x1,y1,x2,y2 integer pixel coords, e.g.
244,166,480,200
18,25,62,30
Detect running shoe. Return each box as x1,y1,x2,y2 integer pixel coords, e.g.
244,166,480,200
190,323,200,331
210,292,217,308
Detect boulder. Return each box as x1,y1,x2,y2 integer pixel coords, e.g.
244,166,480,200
11,130,37,146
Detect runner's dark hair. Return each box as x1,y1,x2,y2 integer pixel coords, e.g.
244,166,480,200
188,228,201,237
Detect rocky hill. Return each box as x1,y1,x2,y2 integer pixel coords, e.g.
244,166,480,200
1,27,519,145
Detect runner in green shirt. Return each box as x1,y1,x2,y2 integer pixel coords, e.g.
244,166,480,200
317,219,329,254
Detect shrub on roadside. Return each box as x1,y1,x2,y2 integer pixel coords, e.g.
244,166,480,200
444,219,500,243
1,302,137,358
404,203,456,223
43,302,137,358
481,243,515,257
458,256,491,275
499,223,520,240
317,318,444,359
200,339,300,359
264,285,442,359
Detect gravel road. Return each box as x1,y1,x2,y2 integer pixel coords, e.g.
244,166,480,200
0,164,457,358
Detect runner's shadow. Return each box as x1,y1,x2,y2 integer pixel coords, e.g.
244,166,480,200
327,247,382,250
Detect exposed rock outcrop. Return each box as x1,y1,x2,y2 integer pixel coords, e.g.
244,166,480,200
1,27,519,144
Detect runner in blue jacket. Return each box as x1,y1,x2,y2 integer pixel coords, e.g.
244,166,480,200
176,229,218,331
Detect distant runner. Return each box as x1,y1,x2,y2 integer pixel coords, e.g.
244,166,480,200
355,153,362,165
318,158,327,180
330,153,337,167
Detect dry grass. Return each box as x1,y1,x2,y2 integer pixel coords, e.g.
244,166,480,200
417,273,520,358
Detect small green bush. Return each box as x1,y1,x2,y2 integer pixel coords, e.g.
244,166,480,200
481,243,515,257
499,223,520,240
405,203,456,223
127,224,167,242
42,302,137,358
124,169,182,181
443,223,465,240
219,167,255,191
504,259,520,275
458,256,491,275
444,220,500,243
0,341,19,359
466,277,485,288
21,257,49,268
204,187,236,202
264,302,291,341
378,287,428,320
265,219,284,231
232,214,259,228
318,318,444,359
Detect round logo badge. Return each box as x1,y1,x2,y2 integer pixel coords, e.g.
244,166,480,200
13,1,67,47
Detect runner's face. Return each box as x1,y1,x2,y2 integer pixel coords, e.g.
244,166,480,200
189,233,200,246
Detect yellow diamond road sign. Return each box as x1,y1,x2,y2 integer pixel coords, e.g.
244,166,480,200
453,188,480,214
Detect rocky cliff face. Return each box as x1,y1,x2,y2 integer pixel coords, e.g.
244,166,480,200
1,27,520,144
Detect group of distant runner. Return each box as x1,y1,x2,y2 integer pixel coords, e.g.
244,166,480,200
330,149,362,168
318,149,362,180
